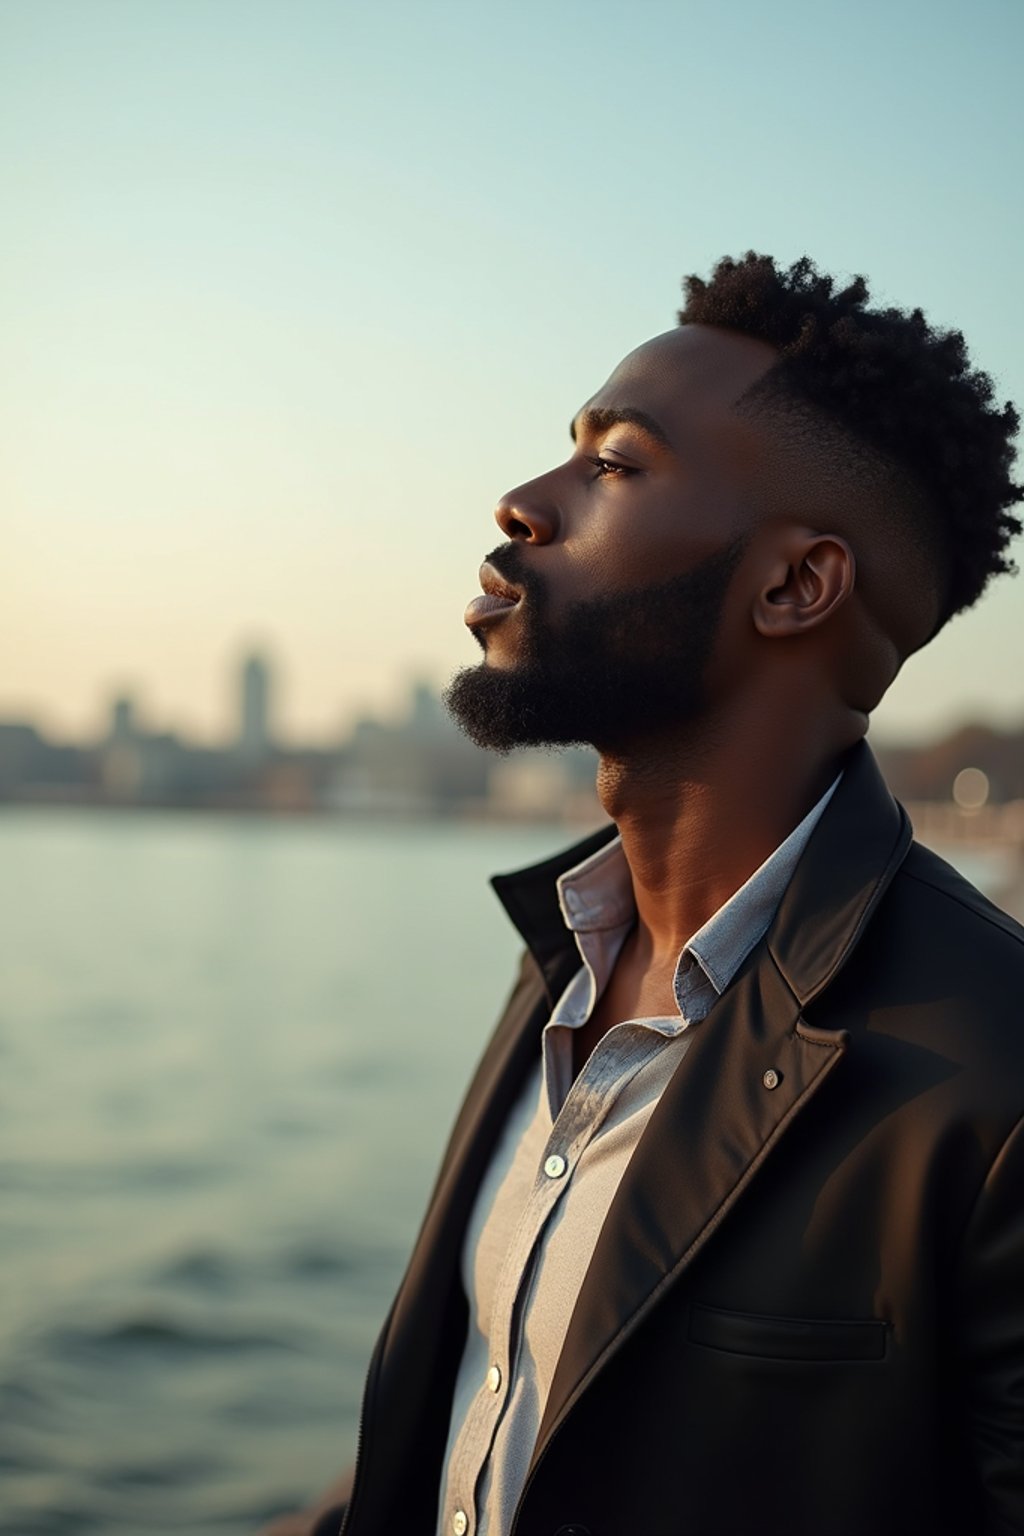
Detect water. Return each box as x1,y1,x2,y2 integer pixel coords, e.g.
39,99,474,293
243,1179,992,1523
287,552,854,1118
0,808,565,1535
0,808,1012,1534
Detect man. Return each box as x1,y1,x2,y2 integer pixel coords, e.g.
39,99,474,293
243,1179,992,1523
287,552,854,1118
275,253,1024,1535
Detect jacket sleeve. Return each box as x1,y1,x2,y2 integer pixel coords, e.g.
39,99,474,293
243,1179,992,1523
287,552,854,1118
957,1111,1024,1535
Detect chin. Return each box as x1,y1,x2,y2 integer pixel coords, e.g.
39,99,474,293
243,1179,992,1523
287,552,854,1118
443,662,570,754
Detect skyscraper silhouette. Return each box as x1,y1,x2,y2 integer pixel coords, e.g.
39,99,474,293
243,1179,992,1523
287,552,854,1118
238,652,273,762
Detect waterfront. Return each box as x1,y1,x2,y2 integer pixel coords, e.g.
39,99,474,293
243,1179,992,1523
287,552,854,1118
0,805,1015,1534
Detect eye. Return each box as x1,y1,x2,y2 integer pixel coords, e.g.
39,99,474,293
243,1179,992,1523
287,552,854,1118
586,456,637,479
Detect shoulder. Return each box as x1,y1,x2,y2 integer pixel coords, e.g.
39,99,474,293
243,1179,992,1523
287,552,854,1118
831,836,1024,1000
890,839,1024,973
819,838,1024,1104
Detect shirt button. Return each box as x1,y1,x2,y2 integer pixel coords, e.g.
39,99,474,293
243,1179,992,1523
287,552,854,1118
486,1363,502,1393
452,1511,468,1536
544,1153,567,1179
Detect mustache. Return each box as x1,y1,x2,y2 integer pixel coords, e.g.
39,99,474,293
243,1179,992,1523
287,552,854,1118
483,543,547,607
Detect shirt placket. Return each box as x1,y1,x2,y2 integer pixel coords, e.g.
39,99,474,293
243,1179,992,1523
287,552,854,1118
441,1022,666,1536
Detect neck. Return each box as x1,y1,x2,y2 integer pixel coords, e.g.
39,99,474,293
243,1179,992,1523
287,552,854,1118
595,703,862,959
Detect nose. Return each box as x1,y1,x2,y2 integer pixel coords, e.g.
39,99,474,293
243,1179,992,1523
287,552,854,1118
494,477,559,543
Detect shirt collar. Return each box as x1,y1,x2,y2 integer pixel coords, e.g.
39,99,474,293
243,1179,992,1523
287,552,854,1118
554,774,841,1023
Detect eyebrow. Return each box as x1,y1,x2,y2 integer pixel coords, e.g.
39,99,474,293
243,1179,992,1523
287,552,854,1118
569,405,672,449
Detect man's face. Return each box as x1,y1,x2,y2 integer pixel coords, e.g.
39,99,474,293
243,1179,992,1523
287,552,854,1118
445,325,779,754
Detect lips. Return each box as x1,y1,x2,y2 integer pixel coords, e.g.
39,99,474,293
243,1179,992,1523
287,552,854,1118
464,561,522,628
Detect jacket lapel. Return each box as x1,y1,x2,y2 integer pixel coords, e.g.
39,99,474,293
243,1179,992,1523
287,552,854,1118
350,943,578,1534
389,954,548,1344
376,829,612,1416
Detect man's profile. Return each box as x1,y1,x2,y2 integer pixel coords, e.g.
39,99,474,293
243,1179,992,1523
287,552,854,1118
271,253,1024,1536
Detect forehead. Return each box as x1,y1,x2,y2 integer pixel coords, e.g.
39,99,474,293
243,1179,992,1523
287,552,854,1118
579,325,779,448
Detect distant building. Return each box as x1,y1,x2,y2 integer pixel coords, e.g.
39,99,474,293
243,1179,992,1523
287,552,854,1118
108,695,137,745
238,653,273,762
408,680,447,736
0,722,61,794
100,693,142,798
0,720,94,802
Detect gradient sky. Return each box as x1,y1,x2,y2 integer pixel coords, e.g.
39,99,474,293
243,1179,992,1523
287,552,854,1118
3,0,1022,748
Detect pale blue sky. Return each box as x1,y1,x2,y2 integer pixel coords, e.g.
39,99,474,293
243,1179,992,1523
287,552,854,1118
2,0,1022,745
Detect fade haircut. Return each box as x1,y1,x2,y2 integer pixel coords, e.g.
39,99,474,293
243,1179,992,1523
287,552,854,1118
679,253,1022,631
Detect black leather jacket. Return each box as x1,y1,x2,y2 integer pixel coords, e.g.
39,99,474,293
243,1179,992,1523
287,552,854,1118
337,742,1024,1536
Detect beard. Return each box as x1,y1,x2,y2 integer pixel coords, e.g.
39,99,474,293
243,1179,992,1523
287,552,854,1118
443,538,746,755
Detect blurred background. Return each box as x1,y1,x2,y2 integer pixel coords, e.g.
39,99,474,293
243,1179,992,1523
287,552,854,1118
2,0,1023,1530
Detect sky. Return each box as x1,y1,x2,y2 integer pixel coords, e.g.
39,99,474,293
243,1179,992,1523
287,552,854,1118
2,0,1023,749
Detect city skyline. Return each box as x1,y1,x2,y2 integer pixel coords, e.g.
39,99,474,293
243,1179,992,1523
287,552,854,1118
6,633,1024,755
0,646,605,821
0,642,450,751
2,644,440,755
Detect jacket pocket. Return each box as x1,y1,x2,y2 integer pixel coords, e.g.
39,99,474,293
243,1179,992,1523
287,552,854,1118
688,1303,889,1362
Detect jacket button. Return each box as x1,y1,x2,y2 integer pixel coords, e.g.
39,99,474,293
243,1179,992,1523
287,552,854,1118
762,1067,780,1090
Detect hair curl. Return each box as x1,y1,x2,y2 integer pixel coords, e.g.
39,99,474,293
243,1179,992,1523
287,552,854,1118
679,253,1022,626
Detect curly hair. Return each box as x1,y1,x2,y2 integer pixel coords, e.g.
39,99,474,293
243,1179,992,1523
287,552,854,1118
678,253,1022,628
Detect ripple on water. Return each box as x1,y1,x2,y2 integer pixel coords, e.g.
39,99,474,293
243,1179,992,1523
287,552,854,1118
0,1436,51,1473
92,1447,226,1490
277,1242,353,1279
0,1157,224,1197
154,1246,240,1292
0,1371,53,1421
49,1313,306,1360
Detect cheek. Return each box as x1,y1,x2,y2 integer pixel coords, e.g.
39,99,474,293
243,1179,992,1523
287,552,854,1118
563,504,732,597
701,576,758,692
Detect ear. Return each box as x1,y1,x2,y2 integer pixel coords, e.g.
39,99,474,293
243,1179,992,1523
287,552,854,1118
753,532,856,639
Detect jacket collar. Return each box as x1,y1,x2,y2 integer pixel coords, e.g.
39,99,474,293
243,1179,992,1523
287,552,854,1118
767,741,912,1005
490,739,912,1012
490,822,618,1002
